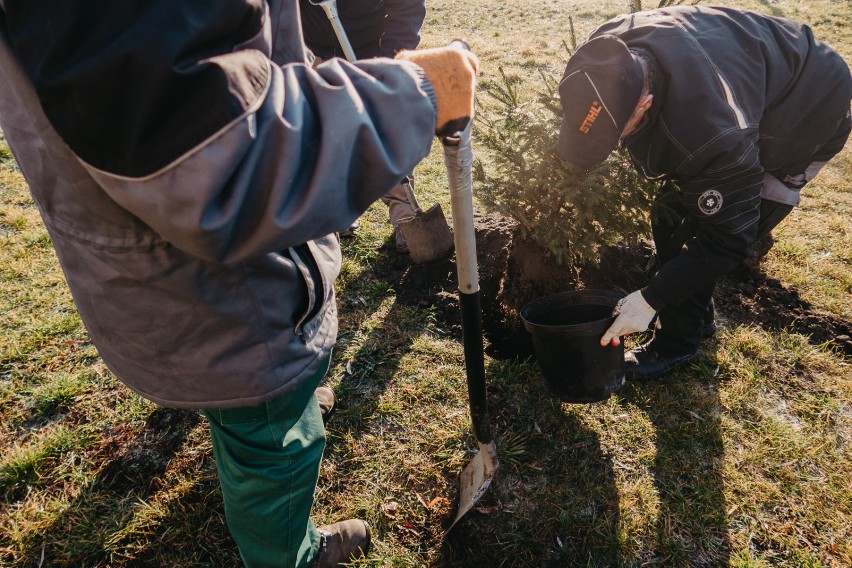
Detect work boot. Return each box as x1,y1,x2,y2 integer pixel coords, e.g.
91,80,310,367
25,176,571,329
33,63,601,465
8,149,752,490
313,519,371,567
394,227,409,254
625,342,699,381
339,218,361,238
315,387,335,424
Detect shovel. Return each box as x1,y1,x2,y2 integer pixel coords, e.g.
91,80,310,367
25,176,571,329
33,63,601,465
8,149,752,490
442,95,498,531
397,176,455,264
310,0,455,263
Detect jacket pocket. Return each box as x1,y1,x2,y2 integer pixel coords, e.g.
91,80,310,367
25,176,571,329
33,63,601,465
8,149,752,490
285,235,341,341
289,243,324,338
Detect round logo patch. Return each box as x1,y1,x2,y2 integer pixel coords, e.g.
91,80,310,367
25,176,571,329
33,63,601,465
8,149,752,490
698,190,723,215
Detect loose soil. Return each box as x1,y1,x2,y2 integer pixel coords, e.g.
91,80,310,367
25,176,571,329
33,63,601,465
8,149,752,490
384,212,851,359
716,276,852,356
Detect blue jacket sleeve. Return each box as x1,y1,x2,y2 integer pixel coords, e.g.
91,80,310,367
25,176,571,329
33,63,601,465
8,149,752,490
84,58,438,263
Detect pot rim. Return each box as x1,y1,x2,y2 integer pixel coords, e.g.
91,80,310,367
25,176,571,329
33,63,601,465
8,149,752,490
520,289,622,336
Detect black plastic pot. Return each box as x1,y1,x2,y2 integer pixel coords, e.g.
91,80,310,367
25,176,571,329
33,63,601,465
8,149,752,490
520,290,625,403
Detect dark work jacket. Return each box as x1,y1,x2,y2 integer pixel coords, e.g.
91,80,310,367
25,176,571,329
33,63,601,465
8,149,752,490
299,0,425,60
0,0,437,408
592,6,852,309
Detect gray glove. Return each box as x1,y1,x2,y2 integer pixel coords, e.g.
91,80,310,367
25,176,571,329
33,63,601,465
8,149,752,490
600,290,656,346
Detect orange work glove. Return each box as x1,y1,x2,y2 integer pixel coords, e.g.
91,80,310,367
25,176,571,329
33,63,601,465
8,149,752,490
395,44,479,136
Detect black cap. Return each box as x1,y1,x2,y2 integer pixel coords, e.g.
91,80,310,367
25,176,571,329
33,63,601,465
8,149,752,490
557,35,644,166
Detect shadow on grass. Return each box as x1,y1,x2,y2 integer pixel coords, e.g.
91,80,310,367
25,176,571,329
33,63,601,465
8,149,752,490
715,274,852,357
621,366,732,567
439,359,622,567
327,241,457,426
437,355,732,567
3,408,238,567
327,297,424,425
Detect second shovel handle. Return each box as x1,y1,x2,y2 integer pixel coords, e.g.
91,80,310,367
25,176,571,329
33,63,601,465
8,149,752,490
315,0,358,62
400,176,423,215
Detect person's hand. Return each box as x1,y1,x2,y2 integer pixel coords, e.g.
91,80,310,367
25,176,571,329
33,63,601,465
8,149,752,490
600,290,656,347
395,43,479,136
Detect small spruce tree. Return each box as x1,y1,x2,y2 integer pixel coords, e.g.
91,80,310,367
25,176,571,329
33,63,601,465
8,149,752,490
474,63,658,268
474,3,690,268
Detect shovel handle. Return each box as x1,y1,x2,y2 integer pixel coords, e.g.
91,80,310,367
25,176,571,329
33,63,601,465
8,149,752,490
443,120,493,445
448,39,471,53
400,176,423,215
442,126,477,294
459,289,491,443
311,0,358,62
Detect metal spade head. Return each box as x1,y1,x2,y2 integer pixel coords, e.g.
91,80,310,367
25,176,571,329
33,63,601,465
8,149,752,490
397,203,454,264
448,440,498,531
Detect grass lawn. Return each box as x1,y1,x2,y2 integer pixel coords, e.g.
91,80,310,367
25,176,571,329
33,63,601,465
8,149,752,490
2,1,850,566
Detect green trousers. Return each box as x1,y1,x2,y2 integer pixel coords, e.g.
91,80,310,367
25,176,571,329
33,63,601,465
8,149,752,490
203,360,329,568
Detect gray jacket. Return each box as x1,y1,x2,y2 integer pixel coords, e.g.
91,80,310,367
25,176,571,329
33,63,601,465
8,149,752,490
0,1,437,408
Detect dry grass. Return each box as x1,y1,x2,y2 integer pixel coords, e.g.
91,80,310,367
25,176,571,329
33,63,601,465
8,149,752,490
2,1,851,566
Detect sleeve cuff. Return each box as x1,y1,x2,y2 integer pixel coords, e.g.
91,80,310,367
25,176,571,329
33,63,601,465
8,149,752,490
640,286,666,312
413,67,438,119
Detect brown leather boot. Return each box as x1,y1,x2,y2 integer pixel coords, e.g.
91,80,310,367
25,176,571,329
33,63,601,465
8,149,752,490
315,387,335,424
313,519,371,567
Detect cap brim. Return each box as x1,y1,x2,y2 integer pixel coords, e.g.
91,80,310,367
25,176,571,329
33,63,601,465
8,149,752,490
557,113,620,167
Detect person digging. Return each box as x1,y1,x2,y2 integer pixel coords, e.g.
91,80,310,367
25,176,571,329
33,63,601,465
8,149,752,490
0,1,477,565
556,6,852,380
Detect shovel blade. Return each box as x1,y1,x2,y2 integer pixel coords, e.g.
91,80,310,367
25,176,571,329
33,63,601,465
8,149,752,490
397,203,454,264
448,440,498,531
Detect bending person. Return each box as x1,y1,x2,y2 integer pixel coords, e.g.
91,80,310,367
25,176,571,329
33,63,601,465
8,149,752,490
556,6,851,380
0,2,477,566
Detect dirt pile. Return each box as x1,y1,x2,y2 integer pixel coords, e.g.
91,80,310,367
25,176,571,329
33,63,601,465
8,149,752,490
716,276,852,356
